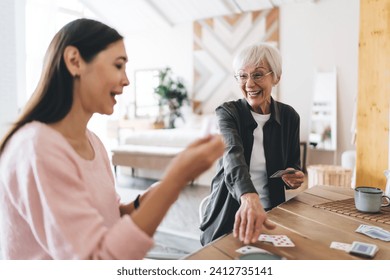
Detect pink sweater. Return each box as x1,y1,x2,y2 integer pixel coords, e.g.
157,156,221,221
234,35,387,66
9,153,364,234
0,121,153,259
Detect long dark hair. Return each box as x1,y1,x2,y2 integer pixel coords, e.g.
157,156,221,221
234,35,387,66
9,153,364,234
0,18,123,153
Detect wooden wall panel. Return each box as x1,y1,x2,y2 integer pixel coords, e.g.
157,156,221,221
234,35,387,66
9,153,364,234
356,0,390,189
192,9,279,114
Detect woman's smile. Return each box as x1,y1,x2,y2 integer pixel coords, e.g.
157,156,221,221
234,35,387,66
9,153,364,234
247,89,263,97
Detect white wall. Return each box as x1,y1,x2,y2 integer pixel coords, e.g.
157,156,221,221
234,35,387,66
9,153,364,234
279,0,360,165
115,23,193,118
0,0,25,138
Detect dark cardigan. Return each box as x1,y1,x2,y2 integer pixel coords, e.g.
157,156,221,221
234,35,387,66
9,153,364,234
200,98,301,245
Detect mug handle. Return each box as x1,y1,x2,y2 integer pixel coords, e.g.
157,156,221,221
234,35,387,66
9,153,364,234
381,195,390,207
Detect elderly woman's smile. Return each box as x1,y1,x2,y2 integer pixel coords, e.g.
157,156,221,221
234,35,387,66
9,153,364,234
247,89,263,97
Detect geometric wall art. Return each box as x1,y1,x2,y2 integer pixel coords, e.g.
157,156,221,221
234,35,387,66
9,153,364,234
192,8,279,114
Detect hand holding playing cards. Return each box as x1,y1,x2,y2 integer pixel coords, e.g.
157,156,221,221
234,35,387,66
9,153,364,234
234,193,276,244
281,168,304,189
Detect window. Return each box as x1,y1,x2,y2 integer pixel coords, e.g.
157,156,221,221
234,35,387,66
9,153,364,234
133,69,161,118
24,0,95,106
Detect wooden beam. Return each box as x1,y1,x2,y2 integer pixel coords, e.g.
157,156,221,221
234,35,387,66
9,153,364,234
356,0,390,189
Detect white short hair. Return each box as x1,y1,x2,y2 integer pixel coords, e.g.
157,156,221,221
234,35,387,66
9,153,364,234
233,43,282,80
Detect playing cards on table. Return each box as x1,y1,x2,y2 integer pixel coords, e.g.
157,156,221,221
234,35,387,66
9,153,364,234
235,246,285,259
258,234,295,247
349,241,378,258
330,241,352,252
355,224,390,241
236,246,273,255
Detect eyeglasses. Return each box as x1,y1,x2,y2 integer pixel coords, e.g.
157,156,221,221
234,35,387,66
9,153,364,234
234,71,273,84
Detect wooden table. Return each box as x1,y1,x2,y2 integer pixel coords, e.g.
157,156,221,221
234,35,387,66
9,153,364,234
185,185,390,260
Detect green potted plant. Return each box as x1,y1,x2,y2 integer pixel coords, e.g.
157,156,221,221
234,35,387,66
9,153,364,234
154,67,189,128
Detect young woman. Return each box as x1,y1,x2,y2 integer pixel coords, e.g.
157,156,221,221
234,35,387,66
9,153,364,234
0,18,224,259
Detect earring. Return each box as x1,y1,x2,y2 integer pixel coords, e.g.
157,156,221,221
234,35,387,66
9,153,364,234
73,73,80,79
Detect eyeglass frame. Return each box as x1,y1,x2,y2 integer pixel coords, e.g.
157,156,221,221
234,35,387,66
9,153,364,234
234,70,273,84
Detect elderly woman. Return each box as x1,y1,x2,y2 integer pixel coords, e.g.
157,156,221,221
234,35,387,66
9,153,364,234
200,43,304,245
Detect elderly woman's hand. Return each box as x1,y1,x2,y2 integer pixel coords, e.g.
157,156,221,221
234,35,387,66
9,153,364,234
282,168,305,189
233,193,276,244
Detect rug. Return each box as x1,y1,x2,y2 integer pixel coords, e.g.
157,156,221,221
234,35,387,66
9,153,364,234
313,198,390,225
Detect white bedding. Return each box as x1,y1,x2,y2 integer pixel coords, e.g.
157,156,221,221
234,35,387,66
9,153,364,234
124,128,203,148
120,114,217,186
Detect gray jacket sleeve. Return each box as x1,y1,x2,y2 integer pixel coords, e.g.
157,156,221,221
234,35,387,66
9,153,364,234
216,105,257,202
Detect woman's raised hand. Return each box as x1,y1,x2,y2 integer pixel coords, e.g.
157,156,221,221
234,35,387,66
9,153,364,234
162,135,225,189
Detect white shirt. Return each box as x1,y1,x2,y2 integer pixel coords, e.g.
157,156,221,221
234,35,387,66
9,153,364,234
249,111,271,209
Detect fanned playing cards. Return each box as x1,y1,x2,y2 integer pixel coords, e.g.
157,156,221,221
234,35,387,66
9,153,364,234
270,170,297,178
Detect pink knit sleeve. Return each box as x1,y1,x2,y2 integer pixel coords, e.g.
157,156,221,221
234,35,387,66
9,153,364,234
17,131,154,259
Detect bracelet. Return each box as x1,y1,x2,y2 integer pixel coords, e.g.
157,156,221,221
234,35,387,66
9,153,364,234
134,194,141,209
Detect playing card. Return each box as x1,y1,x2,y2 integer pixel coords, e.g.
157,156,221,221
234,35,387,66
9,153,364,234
201,116,219,137
259,234,295,247
356,224,390,241
363,228,390,241
236,246,272,255
330,241,352,252
269,235,295,247
355,224,371,233
270,169,296,178
349,241,378,258
355,224,381,233
258,234,273,242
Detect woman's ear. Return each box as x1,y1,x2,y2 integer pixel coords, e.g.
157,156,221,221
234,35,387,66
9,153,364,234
63,46,81,78
273,75,281,86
